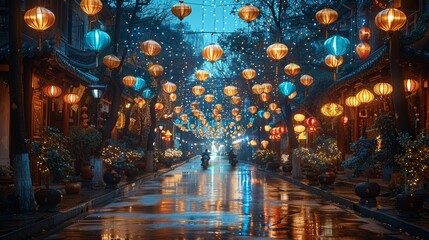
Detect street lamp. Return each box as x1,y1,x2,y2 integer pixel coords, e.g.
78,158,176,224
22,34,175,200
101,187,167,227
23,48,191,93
88,85,105,99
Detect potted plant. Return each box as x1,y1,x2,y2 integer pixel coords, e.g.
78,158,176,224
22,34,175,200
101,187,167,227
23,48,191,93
342,135,380,207
101,140,124,189
394,132,429,216
124,149,143,182
312,137,342,189
280,154,292,173
293,147,317,184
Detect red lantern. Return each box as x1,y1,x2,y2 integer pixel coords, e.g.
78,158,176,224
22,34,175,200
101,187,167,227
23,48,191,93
305,117,318,127
341,116,349,125
355,42,371,60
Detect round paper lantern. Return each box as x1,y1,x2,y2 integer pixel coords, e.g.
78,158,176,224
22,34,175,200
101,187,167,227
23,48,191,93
169,93,177,102
262,83,273,93
122,75,136,87
404,79,419,93
373,82,393,96
190,102,199,109
263,111,271,120
274,108,282,114
204,94,215,103
293,113,305,122
359,27,371,41
80,0,103,16
324,35,350,57
315,8,338,26
248,106,257,114
356,89,375,103
284,63,301,77
24,6,55,31
212,109,219,116
215,104,223,111
279,81,296,97
140,40,161,57
300,74,314,87
252,84,264,94
181,114,188,121
162,81,177,94
155,103,164,111
231,96,241,105
231,108,240,116
195,69,209,82
63,93,80,104
84,29,111,53
278,126,287,134
345,96,361,107
132,77,146,91
261,140,269,149
249,140,257,146
288,91,297,99
224,86,238,97
171,0,192,21
238,4,260,23
341,116,349,125
215,114,222,121
103,54,121,69
375,8,407,32
142,89,152,99
43,85,62,98
192,85,205,96
320,103,343,117
355,42,371,60
266,42,288,61
325,55,344,68
294,125,306,133
174,106,183,114
242,68,256,81
259,93,270,102
305,117,318,127
268,103,277,111
202,43,223,63
148,64,164,77
264,125,272,132
136,98,146,108
193,110,200,117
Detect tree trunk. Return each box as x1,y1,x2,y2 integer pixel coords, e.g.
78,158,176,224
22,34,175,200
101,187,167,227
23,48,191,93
9,0,35,211
283,101,302,178
146,96,157,172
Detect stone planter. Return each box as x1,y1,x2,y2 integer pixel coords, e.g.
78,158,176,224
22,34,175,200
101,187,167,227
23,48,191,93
355,182,380,207
35,188,63,212
396,193,424,217
65,182,81,194
125,168,139,182
318,172,336,190
103,170,121,189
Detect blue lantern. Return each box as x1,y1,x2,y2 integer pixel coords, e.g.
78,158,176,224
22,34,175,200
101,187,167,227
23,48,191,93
279,81,296,97
249,117,254,123
324,35,350,57
142,89,152,99
257,110,264,118
133,77,146,91
84,29,111,53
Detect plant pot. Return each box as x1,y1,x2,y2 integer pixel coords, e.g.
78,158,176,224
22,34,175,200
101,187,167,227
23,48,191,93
103,171,121,189
282,165,292,173
125,168,139,182
318,172,336,190
65,182,81,194
35,188,63,212
395,193,425,217
355,182,380,207
80,164,94,189
306,171,319,185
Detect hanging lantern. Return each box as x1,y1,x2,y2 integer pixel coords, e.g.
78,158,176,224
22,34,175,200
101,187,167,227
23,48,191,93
235,115,241,122
63,93,80,104
324,55,344,68
192,85,205,96
43,85,62,98
294,125,306,133
195,69,209,82
190,102,199,110
264,125,272,132
155,103,164,111
274,108,282,114
133,77,146,91
84,29,111,53
284,63,301,77
345,96,361,107
259,93,270,102
231,96,241,105
373,82,393,96
171,0,192,21
142,89,152,99
266,42,288,61
215,114,222,121
224,86,238,96
375,8,407,32
324,35,350,57
162,81,177,93
315,8,338,26
238,4,260,23
231,108,240,116
252,84,264,94
359,27,371,41
262,83,273,93
140,40,161,57
80,0,103,16
202,43,223,63
148,64,164,78
268,103,277,111
24,6,55,32
340,116,349,125
212,109,219,116
263,111,271,120
169,93,177,102
215,104,223,111
181,114,188,121
356,88,375,103
300,75,314,87
248,106,257,114
204,94,215,103
278,126,287,134
242,68,256,81
288,91,297,99
355,42,371,60
404,79,419,93
249,140,258,146
305,117,318,127
293,113,305,122
136,98,146,108
320,103,343,117
103,54,121,70
193,110,200,117
261,140,269,149
279,81,296,97
122,75,136,87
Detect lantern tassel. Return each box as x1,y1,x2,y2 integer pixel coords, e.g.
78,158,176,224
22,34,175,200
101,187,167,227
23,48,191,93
276,63,278,75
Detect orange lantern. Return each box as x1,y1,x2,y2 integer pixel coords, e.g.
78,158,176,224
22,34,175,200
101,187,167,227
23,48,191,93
103,54,121,69
171,0,192,21
284,63,301,77
181,114,188,121
266,42,288,61
80,0,103,16
355,42,371,60
262,83,273,93
195,69,209,82
293,113,305,122
24,6,55,32
224,86,238,97
263,111,271,119
404,79,419,93
261,140,269,149
154,103,164,111
204,94,215,103
162,81,177,93
235,115,242,122
373,82,393,96
63,93,80,104
300,74,314,87
259,93,270,102
43,85,62,98
192,85,205,96
288,91,297,99
274,108,282,114
215,104,223,111
252,84,264,94
215,114,222,121
345,96,361,107
140,40,161,57
268,103,277,111
190,102,199,109
202,43,223,63
249,106,257,114
315,8,338,26
375,8,407,32
278,126,287,134
325,55,343,68
242,68,256,81
148,64,164,77
169,93,177,102
231,96,241,105
238,4,260,23
231,108,240,116
122,75,136,87
320,103,343,117
359,27,371,41
356,89,375,103
249,140,257,146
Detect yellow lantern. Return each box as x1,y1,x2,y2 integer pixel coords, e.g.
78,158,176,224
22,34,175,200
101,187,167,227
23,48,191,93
80,0,103,16
231,96,241,105
325,55,344,68
373,82,393,96
264,125,272,132
404,79,419,93
103,54,121,69
140,40,161,57
284,63,301,77
215,104,223,111
169,93,177,102
202,43,223,63
356,88,375,103
154,103,164,111
43,85,62,98
268,103,277,111
195,70,209,82
235,115,242,122
137,98,146,108
249,106,257,114
259,93,270,102
300,75,314,87
204,94,215,103
320,103,343,117
359,27,371,41
148,64,164,77
375,8,407,32
122,75,136,87
249,140,257,146
174,106,182,114
162,81,177,93
238,4,260,23
242,68,256,81
288,91,297,99
252,84,264,94
190,102,199,110
263,111,271,119
224,86,238,97
63,93,80,104
315,8,338,26
355,42,371,60
181,114,188,121
262,83,273,93
345,96,361,107
115,112,125,129
261,140,269,149
231,108,240,116
274,108,282,114
171,0,192,21
192,85,205,96
294,125,306,133
266,42,288,61
293,113,305,122
215,114,222,121
24,6,55,32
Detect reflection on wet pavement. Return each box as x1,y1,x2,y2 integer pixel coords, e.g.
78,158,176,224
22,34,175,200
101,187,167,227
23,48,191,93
46,157,409,239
